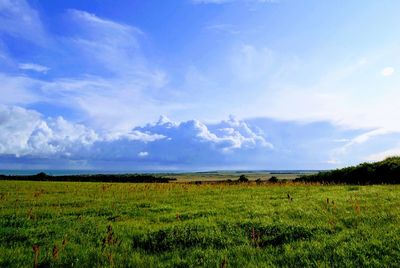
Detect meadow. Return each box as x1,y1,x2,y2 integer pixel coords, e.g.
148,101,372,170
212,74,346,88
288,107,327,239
1,180,400,267
169,171,304,182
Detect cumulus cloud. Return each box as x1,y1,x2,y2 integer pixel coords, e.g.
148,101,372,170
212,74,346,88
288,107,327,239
113,116,271,169
105,131,165,143
0,105,97,157
209,115,272,149
137,115,270,152
0,105,272,169
4,105,400,170
0,105,168,158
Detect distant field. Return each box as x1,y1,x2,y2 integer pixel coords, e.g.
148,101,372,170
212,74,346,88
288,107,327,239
0,170,313,183
1,181,400,267
165,171,309,182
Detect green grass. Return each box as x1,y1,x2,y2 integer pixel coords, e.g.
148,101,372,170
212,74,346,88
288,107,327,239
1,181,400,267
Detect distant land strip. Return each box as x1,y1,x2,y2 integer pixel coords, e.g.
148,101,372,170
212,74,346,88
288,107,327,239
0,172,176,183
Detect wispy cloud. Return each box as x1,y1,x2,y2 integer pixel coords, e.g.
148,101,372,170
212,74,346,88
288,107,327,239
65,9,144,75
0,0,49,45
0,4,178,131
19,63,50,73
164,35,400,139
334,128,393,155
0,74,42,105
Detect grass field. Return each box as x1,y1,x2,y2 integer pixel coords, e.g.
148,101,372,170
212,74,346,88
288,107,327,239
169,172,304,182
1,181,400,267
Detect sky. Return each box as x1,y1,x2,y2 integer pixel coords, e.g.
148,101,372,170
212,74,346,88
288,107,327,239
1,0,400,171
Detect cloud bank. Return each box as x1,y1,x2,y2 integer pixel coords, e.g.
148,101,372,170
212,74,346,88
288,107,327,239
0,105,271,170
3,105,400,170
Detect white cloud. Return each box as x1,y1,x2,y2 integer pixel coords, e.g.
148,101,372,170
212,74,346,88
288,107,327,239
348,129,392,146
325,158,340,165
138,151,149,157
0,105,168,158
227,48,400,133
0,0,48,45
39,76,173,131
19,63,50,73
381,67,395,77
56,10,176,130
0,105,272,169
210,115,272,149
139,115,271,152
0,74,40,105
105,130,165,143
66,9,144,75
4,105,399,170
332,128,393,156
0,105,97,157
178,40,400,135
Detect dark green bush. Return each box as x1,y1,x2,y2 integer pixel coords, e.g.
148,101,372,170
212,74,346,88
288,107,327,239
268,176,278,183
238,175,249,183
296,156,400,184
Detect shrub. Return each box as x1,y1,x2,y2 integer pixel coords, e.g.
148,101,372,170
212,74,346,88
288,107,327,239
238,175,249,183
268,176,278,183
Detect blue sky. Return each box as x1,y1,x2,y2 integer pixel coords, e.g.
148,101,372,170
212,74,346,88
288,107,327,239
1,0,400,171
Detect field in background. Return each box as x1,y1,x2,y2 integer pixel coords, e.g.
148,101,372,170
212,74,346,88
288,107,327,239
163,171,310,182
1,180,400,267
0,170,314,182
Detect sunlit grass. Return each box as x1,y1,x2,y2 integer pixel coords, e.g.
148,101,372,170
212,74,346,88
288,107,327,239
1,181,400,267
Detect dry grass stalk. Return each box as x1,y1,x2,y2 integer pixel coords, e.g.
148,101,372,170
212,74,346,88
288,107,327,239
32,244,40,268
52,244,59,260
220,256,228,268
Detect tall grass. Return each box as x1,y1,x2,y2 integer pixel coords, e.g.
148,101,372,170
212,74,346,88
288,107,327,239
0,181,399,267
